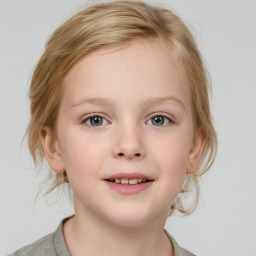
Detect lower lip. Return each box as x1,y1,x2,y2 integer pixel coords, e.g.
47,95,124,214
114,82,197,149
104,180,153,195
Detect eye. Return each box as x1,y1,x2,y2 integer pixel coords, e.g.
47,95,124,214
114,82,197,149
147,114,173,126
82,114,109,127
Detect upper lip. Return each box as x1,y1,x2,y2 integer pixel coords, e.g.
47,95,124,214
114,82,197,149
104,172,154,180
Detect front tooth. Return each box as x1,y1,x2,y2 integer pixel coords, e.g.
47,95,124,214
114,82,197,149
115,178,120,183
129,179,138,185
121,178,128,184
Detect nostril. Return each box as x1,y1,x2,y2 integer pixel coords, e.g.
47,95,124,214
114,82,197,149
117,152,141,157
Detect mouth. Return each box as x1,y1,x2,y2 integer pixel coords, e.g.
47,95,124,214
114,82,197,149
105,178,152,185
103,173,154,195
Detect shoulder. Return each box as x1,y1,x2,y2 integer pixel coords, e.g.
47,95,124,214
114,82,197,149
8,232,56,256
9,217,72,256
164,229,196,256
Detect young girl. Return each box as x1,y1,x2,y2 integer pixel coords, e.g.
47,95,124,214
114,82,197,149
10,1,217,255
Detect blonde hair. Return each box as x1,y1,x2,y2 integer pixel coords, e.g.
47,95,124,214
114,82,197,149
26,0,217,215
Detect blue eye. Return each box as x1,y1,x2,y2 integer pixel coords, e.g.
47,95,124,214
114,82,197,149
82,115,108,126
147,115,172,126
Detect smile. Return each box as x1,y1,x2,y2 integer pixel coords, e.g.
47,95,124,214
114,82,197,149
107,178,150,185
104,173,154,195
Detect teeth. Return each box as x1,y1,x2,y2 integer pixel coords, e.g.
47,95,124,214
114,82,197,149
109,178,149,185
121,178,129,184
129,179,137,185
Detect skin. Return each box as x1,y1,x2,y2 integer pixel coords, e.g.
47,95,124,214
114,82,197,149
41,38,205,256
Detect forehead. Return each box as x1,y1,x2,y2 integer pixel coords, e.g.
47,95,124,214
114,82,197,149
60,38,191,110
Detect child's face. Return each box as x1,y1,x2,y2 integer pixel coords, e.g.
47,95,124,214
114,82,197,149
42,39,204,227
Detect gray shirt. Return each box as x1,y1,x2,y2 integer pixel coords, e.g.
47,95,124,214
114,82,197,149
9,219,195,256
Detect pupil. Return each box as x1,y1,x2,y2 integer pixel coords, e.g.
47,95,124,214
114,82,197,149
90,116,103,126
153,116,164,126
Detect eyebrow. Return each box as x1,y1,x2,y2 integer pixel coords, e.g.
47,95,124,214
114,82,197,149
142,96,185,110
71,96,185,110
71,97,114,108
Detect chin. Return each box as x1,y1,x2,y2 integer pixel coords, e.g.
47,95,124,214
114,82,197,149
112,216,150,229
106,205,162,229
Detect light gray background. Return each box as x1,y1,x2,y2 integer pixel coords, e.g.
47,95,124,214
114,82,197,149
0,0,256,255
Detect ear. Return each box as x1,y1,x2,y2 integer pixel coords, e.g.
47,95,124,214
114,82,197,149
40,126,65,173
186,129,206,174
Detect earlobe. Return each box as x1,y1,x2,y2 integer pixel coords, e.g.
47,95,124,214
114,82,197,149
40,127,65,173
187,130,206,174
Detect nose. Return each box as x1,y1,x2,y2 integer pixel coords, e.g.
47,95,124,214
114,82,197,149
112,125,146,160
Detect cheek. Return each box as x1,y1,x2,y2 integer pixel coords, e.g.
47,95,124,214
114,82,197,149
151,141,188,206
150,133,191,169
59,132,108,186
148,132,191,191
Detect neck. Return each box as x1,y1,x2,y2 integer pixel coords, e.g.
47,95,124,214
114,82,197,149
63,208,173,256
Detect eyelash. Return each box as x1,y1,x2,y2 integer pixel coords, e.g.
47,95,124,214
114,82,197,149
81,113,174,127
147,113,173,126
81,113,109,128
